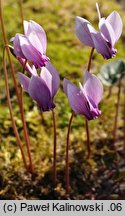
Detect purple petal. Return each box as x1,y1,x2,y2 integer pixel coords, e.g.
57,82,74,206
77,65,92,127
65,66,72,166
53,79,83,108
83,71,103,106
17,57,34,75
26,20,47,54
96,3,101,21
63,79,90,117
99,18,116,46
75,16,96,47
41,62,60,98
17,72,30,92
79,82,101,120
27,31,44,54
31,65,38,76
18,35,48,68
40,67,52,97
28,75,53,111
91,32,115,59
23,20,29,35
63,78,69,96
107,11,123,42
13,34,25,59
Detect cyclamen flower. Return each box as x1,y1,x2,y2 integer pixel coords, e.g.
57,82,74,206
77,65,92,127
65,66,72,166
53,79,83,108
63,71,103,120
12,20,49,68
18,62,60,112
75,3,123,59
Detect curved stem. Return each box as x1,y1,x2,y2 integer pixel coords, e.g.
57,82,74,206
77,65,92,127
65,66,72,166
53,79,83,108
0,1,33,173
106,86,112,99
52,110,57,187
85,48,94,159
85,119,91,159
3,47,28,172
0,0,21,105
123,87,125,153
20,60,34,173
20,89,34,173
66,112,74,194
113,78,122,148
87,48,94,72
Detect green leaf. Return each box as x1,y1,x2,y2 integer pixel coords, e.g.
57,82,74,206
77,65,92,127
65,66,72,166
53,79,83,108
98,59,125,86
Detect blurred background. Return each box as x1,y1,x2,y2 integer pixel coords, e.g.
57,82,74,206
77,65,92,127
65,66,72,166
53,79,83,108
0,0,125,199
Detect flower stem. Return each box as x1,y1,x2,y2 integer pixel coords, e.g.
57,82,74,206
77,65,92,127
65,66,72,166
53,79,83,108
85,48,94,159
0,1,33,173
20,88,34,173
123,87,125,153
20,60,34,173
52,110,57,187
0,0,21,105
66,112,74,194
85,119,91,159
3,47,28,172
87,48,94,72
113,78,122,149
107,86,112,99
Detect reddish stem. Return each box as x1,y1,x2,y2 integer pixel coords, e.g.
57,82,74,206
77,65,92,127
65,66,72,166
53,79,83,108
52,110,57,187
20,60,34,173
85,48,94,159
87,48,94,72
85,119,91,159
0,1,33,173
113,78,122,149
107,86,112,99
3,47,28,172
66,112,74,194
123,88,125,153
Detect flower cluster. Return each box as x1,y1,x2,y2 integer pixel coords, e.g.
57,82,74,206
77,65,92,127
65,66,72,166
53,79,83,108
63,71,103,120
12,20,49,68
11,3,122,120
75,3,123,59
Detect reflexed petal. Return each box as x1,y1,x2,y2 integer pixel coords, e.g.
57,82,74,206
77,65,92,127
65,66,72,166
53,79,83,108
91,32,114,59
79,82,101,119
63,78,70,96
31,65,38,76
99,18,116,46
17,57,34,75
75,16,95,47
63,79,89,116
41,62,60,98
13,34,25,58
17,72,30,92
107,11,123,42
27,20,47,54
27,31,44,54
28,75,52,111
40,67,52,97
96,3,101,21
84,71,103,105
18,35,48,68
23,20,29,35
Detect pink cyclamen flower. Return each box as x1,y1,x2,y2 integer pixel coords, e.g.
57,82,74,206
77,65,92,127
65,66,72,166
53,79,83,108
12,20,49,68
75,3,123,59
18,62,60,112
63,71,103,120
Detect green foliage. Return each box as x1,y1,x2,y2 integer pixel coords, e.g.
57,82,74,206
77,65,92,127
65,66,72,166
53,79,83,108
98,59,125,86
